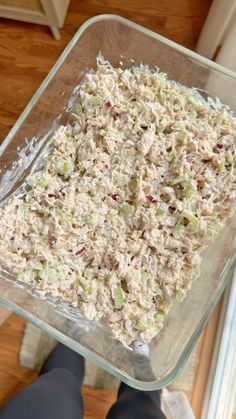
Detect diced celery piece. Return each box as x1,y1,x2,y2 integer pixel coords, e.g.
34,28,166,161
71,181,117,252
86,285,93,296
218,157,226,171
40,266,61,284
156,309,165,316
55,208,64,219
175,288,186,301
38,178,49,188
182,188,196,198
88,95,103,106
65,130,72,137
187,96,199,107
92,267,99,276
156,124,165,134
128,177,138,192
74,102,82,112
156,203,168,216
135,316,154,331
207,220,223,236
85,213,93,224
26,176,36,188
181,181,197,198
65,212,74,223
84,268,95,280
16,270,24,279
155,284,163,296
158,72,167,88
57,161,73,176
216,109,228,124
77,296,84,308
155,309,166,322
33,262,44,271
116,175,126,188
55,208,74,223
170,175,188,185
172,223,185,239
156,88,165,101
26,175,48,189
121,203,135,215
166,149,177,162
188,216,200,232
141,270,148,284
182,210,200,232
188,109,197,119
107,209,118,221
173,122,184,131
134,322,149,332
177,130,188,144
182,187,196,198
114,287,124,309
210,211,219,218
150,74,158,83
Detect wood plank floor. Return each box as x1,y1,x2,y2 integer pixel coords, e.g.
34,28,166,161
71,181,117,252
0,0,213,417
0,0,211,143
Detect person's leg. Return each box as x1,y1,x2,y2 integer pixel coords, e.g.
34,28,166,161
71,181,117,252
0,344,85,419
106,382,166,419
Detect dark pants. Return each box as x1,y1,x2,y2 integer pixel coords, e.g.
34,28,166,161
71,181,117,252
0,344,166,419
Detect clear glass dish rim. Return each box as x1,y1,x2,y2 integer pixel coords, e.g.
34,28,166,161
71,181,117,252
0,14,236,390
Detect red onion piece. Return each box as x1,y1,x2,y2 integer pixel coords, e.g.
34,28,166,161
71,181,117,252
111,194,119,201
75,247,85,256
146,195,158,204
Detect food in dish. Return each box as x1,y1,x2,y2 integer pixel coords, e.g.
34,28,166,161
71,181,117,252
0,58,235,344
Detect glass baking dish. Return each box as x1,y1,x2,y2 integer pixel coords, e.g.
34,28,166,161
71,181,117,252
0,15,236,390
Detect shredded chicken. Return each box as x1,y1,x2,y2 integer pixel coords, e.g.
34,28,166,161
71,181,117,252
0,59,235,345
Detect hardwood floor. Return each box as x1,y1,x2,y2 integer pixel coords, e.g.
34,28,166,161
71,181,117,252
0,0,212,417
0,315,37,406
0,0,211,143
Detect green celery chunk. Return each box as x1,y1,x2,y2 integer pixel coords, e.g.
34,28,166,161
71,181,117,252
121,203,135,215
114,287,124,309
182,210,200,232
57,161,73,176
175,288,186,301
88,95,103,106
